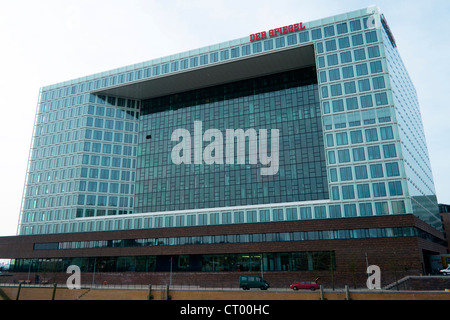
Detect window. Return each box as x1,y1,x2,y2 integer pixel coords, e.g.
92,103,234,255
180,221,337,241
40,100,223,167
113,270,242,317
189,57,198,68
220,50,229,60
316,42,324,54
247,210,257,222
357,184,371,199
380,126,394,140
329,69,340,81
344,81,356,94
388,181,403,196
328,151,336,164
275,37,285,48
358,79,371,92
286,208,297,220
340,51,352,63
300,207,312,220
392,201,406,214
351,34,364,46
370,164,384,178
330,168,338,182
338,37,350,49
272,209,284,221
327,54,339,66
311,28,322,40
314,206,327,219
375,92,388,106
342,186,355,200
340,167,352,181
325,39,336,51
318,57,325,68
299,31,309,43
355,165,368,180
354,48,366,61
337,23,348,34
187,215,196,226
344,204,357,216
372,76,386,90
332,99,344,112
353,147,365,161
200,54,208,65
231,47,240,58
360,203,373,216
375,202,389,215
263,40,273,51
324,25,335,37
365,30,378,43
350,130,363,144
356,63,368,76
259,209,270,222
342,66,354,79
336,132,348,145
365,128,378,142
367,45,380,58
210,52,219,63
332,186,340,200
330,84,342,97
372,182,387,197
320,71,327,83
367,146,381,160
370,61,383,74
386,162,400,177
383,144,397,158
350,20,362,32
346,97,358,110
338,149,350,163
360,95,373,108
329,205,341,218
287,34,297,45
210,213,219,225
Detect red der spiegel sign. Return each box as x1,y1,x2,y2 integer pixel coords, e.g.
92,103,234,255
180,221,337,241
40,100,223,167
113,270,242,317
250,22,306,42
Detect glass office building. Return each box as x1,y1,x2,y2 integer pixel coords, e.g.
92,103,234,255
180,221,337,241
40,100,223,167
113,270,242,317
17,6,441,237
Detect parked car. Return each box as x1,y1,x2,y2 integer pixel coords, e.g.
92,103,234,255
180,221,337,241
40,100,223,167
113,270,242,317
240,275,270,290
290,281,320,291
440,266,450,275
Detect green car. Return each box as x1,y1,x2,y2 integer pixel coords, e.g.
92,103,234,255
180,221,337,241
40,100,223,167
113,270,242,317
239,275,270,290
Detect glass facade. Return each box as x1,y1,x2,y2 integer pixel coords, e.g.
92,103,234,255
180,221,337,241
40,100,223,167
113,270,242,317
17,6,441,236
136,67,328,212
10,251,335,273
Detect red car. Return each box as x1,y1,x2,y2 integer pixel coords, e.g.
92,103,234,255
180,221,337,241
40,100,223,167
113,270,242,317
290,281,320,291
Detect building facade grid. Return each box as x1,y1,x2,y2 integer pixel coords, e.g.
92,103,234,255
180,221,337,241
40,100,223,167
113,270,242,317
17,6,440,236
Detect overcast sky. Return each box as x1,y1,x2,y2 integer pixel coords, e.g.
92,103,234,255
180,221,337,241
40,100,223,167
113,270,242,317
0,0,448,237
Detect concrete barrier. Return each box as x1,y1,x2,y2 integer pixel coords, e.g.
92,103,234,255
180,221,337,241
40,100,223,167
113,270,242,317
1,285,450,300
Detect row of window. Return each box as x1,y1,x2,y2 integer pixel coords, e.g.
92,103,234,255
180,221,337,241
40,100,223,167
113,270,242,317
326,125,394,146
82,142,136,157
320,60,384,84
316,30,378,56
329,161,400,181
321,75,387,99
40,16,375,103
76,194,133,208
35,226,424,252
323,92,389,117
22,197,407,235
11,251,335,273
328,145,397,165
330,180,404,201
317,45,381,69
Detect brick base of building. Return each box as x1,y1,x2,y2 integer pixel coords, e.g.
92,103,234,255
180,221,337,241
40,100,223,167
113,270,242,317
0,269,425,290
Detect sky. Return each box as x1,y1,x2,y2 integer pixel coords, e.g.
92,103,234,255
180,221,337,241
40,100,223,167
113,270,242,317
0,0,449,237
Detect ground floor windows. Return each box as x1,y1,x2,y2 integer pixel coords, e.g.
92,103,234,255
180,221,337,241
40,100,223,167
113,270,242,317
9,251,335,273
